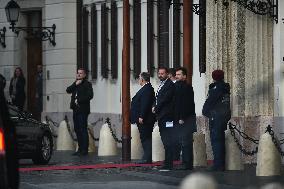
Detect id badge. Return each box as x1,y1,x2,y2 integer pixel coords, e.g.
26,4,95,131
165,121,174,128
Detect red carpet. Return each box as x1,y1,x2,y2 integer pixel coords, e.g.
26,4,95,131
19,160,212,172
19,162,164,172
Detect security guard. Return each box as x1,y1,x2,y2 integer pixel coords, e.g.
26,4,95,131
202,70,231,171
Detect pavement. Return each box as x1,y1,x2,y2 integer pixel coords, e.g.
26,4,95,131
19,151,284,189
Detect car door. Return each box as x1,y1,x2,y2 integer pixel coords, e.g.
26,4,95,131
9,107,37,153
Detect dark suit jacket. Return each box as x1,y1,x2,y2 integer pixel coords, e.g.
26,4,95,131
66,79,94,114
154,79,175,121
130,83,156,125
174,80,196,121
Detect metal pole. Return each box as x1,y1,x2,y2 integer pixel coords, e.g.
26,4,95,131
183,0,193,84
122,0,131,161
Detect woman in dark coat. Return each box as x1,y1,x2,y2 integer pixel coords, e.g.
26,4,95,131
9,67,26,110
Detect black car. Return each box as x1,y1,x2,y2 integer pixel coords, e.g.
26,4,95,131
0,77,19,189
8,105,54,165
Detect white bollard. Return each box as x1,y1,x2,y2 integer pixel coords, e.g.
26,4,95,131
56,120,75,151
87,126,96,153
98,123,118,156
260,183,284,189
193,132,207,167
152,125,165,162
256,133,282,176
225,130,244,170
131,124,143,160
180,173,217,189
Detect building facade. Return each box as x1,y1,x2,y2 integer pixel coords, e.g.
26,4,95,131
0,0,283,163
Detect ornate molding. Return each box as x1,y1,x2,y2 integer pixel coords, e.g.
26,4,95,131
215,0,278,23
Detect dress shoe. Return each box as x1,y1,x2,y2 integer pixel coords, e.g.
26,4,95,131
79,151,88,156
136,159,152,164
158,165,173,172
71,151,81,156
207,166,225,172
177,164,193,170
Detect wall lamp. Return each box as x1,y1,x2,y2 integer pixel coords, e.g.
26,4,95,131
0,27,6,48
5,0,56,46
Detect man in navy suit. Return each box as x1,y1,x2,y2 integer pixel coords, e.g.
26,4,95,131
130,72,156,163
152,67,175,171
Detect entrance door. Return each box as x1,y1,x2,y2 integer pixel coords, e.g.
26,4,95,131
26,11,42,120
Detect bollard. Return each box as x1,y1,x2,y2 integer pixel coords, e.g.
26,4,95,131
56,120,75,151
131,124,143,160
152,125,165,162
180,173,217,189
98,123,118,156
88,125,96,153
260,183,283,189
225,130,244,170
256,133,281,176
193,132,207,167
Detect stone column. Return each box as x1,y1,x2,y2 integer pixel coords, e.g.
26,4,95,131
206,1,274,163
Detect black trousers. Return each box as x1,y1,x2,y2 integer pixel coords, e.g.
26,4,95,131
176,116,195,167
209,116,226,168
73,113,89,153
158,119,174,168
137,123,154,161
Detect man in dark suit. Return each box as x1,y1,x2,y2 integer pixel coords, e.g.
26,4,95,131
130,72,156,163
152,67,175,171
174,67,196,170
66,68,93,156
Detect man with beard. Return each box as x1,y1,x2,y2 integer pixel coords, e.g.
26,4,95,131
152,67,175,171
174,67,196,170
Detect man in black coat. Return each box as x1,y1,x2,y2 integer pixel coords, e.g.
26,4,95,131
152,67,175,171
174,67,196,170
130,72,156,163
202,70,231,171
66,68,93,156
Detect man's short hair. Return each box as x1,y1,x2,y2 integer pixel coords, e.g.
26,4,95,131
77,68,87,74
158,66,169,73
176,67,187,76
169,68,176,77
140,72,150,82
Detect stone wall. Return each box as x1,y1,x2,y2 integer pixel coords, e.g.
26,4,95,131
205,0,274,163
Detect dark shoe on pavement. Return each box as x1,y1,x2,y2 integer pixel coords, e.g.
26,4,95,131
177,164,193,170
79,151,89,156
136,159,152,164
207,166,225,172
159,165,173,172
71,151,81,156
